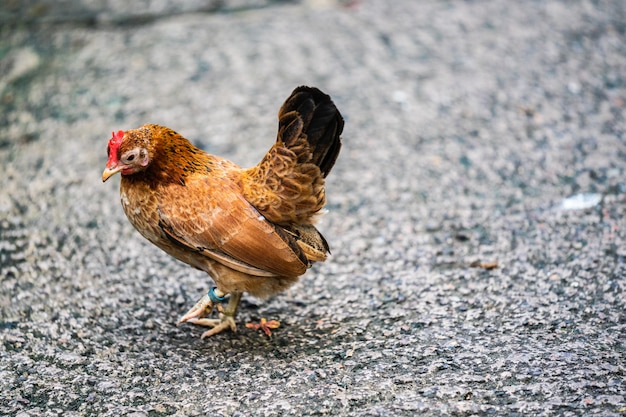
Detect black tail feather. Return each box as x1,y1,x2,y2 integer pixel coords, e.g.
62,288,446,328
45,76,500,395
278,86,344,178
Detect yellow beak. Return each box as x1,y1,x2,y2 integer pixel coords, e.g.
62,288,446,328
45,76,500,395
102,165,123,182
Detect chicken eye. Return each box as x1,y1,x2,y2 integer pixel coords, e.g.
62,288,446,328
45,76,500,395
122,150,139,164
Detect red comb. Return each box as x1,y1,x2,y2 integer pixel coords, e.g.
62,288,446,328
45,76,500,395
108,130,124,149
106,130,125,164
108,130,124,152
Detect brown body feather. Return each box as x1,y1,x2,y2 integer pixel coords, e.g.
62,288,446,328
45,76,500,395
108,87,343,300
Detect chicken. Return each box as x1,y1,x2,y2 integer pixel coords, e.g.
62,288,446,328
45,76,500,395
102,86,343,338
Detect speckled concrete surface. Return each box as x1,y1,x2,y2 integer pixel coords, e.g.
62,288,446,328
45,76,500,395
1,1,625,416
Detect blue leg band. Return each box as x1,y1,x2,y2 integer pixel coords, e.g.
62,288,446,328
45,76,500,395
208,287,227,303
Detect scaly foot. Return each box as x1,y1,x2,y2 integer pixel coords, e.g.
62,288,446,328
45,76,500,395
195,313,237,339
178,289,243,338
178,287,225,324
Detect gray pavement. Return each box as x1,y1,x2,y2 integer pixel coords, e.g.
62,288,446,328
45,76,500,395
1,0,625,415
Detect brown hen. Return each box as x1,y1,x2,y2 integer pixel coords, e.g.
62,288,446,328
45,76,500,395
102,86,343,338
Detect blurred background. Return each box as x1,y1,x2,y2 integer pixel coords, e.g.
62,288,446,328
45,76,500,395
1,1,625,416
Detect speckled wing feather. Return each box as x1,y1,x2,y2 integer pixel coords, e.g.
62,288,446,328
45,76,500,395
242,86,343,225
156,168,309,278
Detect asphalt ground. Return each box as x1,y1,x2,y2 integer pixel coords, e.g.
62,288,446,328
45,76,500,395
1,1,625,415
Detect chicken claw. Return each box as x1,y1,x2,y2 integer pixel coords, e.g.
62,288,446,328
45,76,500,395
179,289,243,338
246,318,281,337
197,314,237,339
178,287,222,324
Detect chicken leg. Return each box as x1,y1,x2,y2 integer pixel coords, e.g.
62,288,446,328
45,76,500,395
179,288,242,338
